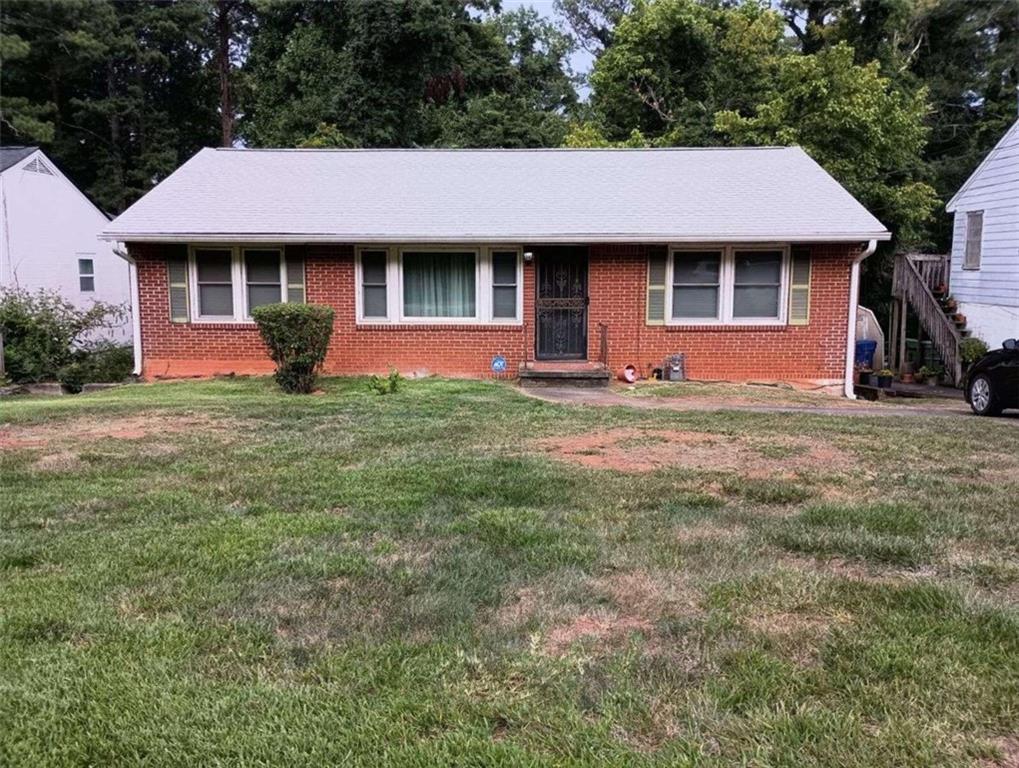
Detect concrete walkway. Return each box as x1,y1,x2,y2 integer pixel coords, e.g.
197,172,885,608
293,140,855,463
520,385,1019,422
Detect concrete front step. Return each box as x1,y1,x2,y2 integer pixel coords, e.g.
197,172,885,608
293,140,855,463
518,361,611,387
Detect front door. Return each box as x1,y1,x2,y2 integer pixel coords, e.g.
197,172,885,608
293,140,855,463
536,247,588,360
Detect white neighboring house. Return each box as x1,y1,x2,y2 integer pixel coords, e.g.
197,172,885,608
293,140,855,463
946,120,1019,348
0,146,133,343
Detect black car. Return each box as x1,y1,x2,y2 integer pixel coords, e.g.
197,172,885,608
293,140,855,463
964,338,1019,416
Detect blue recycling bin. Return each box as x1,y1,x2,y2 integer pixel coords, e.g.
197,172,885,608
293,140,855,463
855,339,877,369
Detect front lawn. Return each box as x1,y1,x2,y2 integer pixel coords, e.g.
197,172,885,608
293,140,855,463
2,378,1017,766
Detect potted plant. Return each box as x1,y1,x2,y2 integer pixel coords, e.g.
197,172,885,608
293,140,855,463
900,361,915,384
918,365,940,387
877,368,894,388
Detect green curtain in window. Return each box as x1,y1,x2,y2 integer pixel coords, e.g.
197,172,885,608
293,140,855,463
403,252,476,317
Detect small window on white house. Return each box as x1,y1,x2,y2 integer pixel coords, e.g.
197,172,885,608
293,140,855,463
733,250,783,319
244,248,282,312
672,250,722,320
964,211,983,270
78,258,94,292
492,250,518,319
360,250,388,319
195,248,234,317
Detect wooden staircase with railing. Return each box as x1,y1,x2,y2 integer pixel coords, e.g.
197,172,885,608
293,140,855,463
890,253,968,385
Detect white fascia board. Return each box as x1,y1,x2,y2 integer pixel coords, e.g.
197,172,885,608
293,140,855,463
101,231,892,244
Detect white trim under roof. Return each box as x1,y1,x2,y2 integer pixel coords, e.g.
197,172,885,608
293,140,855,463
103,233,889,244
102,146,892,244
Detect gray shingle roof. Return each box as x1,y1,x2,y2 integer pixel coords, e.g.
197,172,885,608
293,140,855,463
0,146,39,172
103,147,890,243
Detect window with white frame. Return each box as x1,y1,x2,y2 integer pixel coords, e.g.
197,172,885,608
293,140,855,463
403,250,477,318
963,210,983,270
356,246,522,324
733,250,783,319
668,246,789,324
360,249,389,319
672,250,722,320
186,245,298,322
78,257,95,292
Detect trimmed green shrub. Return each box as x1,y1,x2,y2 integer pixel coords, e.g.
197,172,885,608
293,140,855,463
0,288,127,382
251,303,334,394
959,337,989,365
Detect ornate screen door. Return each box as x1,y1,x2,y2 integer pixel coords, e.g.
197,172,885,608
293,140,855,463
535,247,588,360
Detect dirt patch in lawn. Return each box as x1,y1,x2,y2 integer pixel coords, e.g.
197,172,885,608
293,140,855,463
535,428,852,477
977,735,1019,768
544,611,654,656
498,570,703,658
0,413,233,450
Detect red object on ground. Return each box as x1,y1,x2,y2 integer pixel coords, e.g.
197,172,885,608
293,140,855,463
619,365,637,383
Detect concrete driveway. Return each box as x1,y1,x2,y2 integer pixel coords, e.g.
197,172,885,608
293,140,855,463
521,385,1019,422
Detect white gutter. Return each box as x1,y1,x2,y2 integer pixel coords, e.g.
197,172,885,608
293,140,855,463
98,232,893,244
843,239,878,399
113,243,143,377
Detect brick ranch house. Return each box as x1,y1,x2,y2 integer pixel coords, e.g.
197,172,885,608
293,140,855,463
101,147,890,396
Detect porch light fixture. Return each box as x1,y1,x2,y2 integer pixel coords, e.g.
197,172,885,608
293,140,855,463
523,251,534,262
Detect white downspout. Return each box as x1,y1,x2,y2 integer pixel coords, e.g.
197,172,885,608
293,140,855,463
843,239,878,399
114,243,143,377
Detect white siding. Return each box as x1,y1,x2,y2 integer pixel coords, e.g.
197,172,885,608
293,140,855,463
948,121,1019,316
0,151,132,342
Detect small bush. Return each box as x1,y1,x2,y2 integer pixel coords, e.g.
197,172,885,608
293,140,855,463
56,343,133,392
0,288,127,382
368,368,402,395
251,303,334,394
56,361,88,393
959,337,988,365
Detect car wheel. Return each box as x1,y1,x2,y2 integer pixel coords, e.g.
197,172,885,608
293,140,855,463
969,374,1002,416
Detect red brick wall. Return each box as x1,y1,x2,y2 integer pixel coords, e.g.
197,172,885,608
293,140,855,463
131,242,858,384
587,243,857,384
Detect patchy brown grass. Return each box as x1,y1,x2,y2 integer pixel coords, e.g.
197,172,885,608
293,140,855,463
978,735,1019,768
497,569,703,658
0,413,234,449
535,427,852,477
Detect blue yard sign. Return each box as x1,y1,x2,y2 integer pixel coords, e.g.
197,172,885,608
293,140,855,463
491,355,507,374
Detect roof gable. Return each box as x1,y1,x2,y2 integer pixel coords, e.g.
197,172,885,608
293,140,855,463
946,119,1019,212
103,146,890,243
0,146,40,173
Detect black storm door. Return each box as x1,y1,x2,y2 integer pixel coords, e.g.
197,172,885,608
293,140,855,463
536,247,588,360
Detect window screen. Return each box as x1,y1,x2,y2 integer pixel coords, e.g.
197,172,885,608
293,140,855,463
964,211,983,269
244,249,282,312
195,249,233,316
78,258,94,292
492,251,518,319
361,250,388,318
672,251,721,319
733,250,782,318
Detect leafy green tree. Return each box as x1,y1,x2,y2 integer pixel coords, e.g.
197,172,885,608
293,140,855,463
244,0,498,147
245,1,576,150
588,0,786,144
0,32,55,142
0,0,219,213
715,42,937,245
425,8,578,147
554,0,631,53
776,0,1019,248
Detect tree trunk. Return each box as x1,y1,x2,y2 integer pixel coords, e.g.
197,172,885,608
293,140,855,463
216,0,234,147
